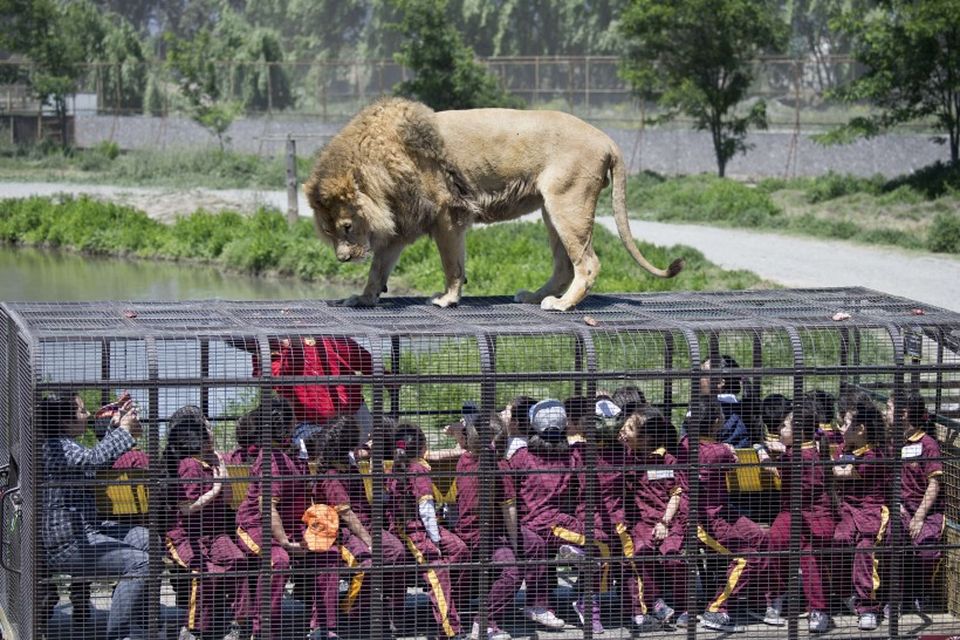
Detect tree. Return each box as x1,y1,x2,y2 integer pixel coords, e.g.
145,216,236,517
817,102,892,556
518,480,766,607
390,0,522,110
827,0,960,164
0,0,106,146
620,0,787,177
166,28,241,151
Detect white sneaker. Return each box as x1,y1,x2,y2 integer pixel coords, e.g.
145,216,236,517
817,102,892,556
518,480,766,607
524,606,566,630
763,597,785,626
808,610,830,634
557,544,585,560
859,612,878,631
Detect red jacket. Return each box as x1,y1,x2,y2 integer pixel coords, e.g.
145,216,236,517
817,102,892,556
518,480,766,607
257,336,373,426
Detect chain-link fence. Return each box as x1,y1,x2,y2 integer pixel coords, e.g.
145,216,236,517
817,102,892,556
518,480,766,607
1,288,959,640
1,55,871,129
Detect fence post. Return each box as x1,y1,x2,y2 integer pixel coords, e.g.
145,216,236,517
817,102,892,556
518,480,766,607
286,134,299,225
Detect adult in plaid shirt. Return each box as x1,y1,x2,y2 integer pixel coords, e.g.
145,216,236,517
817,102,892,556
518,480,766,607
40,392,149,640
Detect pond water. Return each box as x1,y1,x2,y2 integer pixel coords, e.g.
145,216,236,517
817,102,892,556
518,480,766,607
0,245,351,302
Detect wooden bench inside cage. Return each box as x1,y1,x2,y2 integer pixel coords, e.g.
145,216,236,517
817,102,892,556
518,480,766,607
4,288,960,640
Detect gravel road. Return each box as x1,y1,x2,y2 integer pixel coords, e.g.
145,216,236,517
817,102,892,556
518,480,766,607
4,181,958,312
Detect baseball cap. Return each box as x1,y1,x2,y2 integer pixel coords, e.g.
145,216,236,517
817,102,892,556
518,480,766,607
301,503,339,552
595,399,622,420
529,399,567,434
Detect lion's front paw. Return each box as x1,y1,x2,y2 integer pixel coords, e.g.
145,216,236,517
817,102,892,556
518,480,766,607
540,296,573,312
430,293,460,308
341,294,378,307
514,289,544,304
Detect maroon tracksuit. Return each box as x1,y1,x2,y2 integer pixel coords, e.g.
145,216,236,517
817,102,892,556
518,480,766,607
223,444,259,465
893,431,944,597
235,449,340,633
386,458,467,637
817,423,845,447
833,444,889,615
319,463,407,616
166,457,247,633
453,452,527,628
698,439,768,613
619,448,687,615
766,442,834,612
504,445,581,609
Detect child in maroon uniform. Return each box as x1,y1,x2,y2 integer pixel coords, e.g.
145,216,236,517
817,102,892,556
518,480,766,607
832,397,889,631
617,404,687,631
764,397,834,634
445,414,523,640
315,417,408,628
163,408,247,640
889,391,943,611
501,399,571,631
691,398,768,632
224,409,261,464
234,395,340,639
387,423,469,639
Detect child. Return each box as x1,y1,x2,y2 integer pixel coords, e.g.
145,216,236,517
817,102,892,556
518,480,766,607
163,406,247,640
691,397,768,632
234,394,341,639
764,397,834,634
446,414,519,640
832,397,889,631
890,391,942,612
387,423,469,639
315,416,408,629
224,408,261,464
617,404,687,631
500,399,570,631
699,356,751,449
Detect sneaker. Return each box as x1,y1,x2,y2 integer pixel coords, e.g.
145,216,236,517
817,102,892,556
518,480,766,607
523,606,566,630
631,614,660,633
698,611,743,633
845,595,858,616
558,544,585,561
808,611,830,634
762,597,786,626
675,612,690,627
914,597,926,614
487,629,512,640
572,598,604,635
653,598,675,625
858,613,878,631
883,603,891,620
178,630,199,640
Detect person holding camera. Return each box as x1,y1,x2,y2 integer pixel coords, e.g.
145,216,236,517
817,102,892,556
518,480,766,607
39,391,150,640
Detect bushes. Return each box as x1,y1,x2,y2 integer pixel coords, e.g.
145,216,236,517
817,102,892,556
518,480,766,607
805,172,884,203
927,212,960,253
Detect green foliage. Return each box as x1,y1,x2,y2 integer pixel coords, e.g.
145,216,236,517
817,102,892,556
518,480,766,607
619,0,787,177
390,0,522,110
828,0,960,163
927,212,960,253
884,162,960,200
0,196,762,293
601,173,781,226
804,171,884,203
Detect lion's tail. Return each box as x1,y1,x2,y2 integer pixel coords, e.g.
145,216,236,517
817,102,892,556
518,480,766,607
609,148,684,279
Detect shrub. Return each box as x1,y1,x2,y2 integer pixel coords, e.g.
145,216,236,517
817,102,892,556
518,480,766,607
805,172,884,204
637,175,781,226
927,212,960,253
884,161,960,200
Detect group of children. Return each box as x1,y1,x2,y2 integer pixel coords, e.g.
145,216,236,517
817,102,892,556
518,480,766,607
152,376,942,640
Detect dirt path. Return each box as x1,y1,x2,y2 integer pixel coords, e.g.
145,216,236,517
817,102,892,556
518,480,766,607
4,181,959,311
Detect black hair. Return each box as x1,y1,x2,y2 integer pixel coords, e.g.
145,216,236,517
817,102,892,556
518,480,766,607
317,416,359,468
641,406,677,452
510,395,538,435
392,423,428,473
612,386,647,409
900,391,929,431
761,394,792,433
838,390,872,418
792,396,818,443
563,395,593,428
159,410,210,530
804,389,835,424
38,392,81,437
242,394,295,446
704,355,742,396
852,397,885,442
688,395,724,439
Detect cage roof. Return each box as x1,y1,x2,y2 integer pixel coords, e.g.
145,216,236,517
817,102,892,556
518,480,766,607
2,287,956,340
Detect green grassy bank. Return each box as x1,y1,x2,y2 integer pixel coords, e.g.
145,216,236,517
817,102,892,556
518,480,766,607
0,195,765,295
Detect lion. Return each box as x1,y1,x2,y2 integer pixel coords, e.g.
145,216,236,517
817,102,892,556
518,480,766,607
304,97,683,311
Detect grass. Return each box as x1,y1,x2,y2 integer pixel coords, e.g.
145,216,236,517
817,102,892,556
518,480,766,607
598,162,960,255
0,195,767,295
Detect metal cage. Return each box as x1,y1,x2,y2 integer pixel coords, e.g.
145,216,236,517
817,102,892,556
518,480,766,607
1,287,958,640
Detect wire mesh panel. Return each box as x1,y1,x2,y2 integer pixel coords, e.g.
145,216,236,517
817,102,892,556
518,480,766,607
1,288,959,640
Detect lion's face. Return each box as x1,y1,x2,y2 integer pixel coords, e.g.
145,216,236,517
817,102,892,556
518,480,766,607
307,172,376,262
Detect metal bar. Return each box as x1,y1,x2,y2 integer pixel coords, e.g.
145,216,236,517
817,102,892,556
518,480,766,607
286,135,299,225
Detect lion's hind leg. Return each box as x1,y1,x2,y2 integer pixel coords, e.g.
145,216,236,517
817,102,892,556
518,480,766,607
430,220,467,308
514,211,574,305
537,190,602,312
